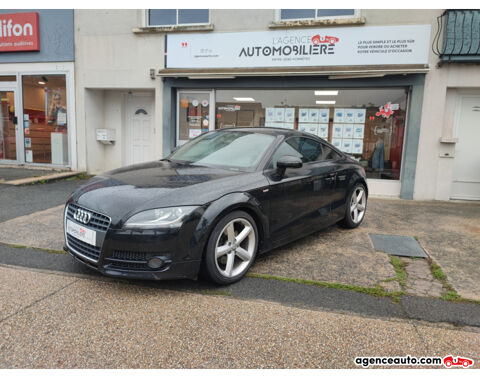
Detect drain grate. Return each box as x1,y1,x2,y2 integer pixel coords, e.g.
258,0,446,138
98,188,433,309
369,234,427,258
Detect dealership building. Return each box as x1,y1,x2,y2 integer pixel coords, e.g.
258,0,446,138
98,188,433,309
1,9,479,201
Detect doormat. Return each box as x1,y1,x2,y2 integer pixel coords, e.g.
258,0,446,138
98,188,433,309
369,234,428,258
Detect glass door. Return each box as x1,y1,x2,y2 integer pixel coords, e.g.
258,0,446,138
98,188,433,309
0,88,19,162
176,90,215,146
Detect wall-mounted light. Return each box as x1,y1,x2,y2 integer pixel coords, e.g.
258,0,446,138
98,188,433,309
314,90,338,96
150,69,156,80
38,81,46,85
233,97,255,102
316,100,336,105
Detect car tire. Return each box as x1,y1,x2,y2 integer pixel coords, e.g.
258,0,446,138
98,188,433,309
202,210,258,285
339,183,367,229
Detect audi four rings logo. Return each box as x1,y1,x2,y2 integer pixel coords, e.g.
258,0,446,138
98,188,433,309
74,209,92,224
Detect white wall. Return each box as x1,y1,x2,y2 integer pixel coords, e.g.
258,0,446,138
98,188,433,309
74,10,163,173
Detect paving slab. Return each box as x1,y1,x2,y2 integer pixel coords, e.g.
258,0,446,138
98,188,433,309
0,205,65,251
251,224,397,288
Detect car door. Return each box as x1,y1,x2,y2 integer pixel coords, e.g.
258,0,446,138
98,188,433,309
264,136,338,246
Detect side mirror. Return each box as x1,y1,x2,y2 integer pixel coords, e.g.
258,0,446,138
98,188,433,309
276,155,302,177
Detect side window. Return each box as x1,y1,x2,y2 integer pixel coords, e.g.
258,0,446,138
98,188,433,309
321,145,342,161
270,137,323,168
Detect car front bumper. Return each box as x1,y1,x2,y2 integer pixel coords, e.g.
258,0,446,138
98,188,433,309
64,203,205,280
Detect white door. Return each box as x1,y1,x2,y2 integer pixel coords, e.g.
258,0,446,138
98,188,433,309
451,95,480,200
126,93,154,165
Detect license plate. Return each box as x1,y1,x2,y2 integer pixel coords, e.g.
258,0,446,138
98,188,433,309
66,219,97,246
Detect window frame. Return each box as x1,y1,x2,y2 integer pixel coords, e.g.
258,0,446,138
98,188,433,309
275,9,359,22
145,9,210,27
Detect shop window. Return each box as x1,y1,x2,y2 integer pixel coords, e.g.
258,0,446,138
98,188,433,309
279,9,356,21
215,88,408,181
0,76,16,82
148,9,209,26
22,75,68,165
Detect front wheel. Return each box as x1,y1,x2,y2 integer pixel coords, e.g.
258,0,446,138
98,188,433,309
202,211,258,285
339,183,367,229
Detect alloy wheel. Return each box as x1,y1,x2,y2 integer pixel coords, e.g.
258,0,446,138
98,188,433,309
350,187,366,224
215,218,256,278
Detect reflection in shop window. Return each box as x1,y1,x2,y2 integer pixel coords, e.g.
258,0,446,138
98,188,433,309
214,88,408,180
22,75,68,165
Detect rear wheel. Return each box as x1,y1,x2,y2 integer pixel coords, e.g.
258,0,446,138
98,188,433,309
339,183,367,229
203,211,258,285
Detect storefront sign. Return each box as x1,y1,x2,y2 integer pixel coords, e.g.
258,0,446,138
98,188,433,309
166,25,431,69
0,12,40,52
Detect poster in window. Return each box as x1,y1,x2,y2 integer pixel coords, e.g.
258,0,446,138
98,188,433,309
284,108,295,123
298,108,309,123
308,109,319,123
283,122,295,130
189,129,202,139
332,124,343,138
274,108,285,122
344,109,355,123
354,109,366,123
317,124,329,139
25,138,31,148
352,139,364,154
265,122,277,128
265,107,275,123
331,138,342,150
25,149,33,163
303,124,318,135
342,139,353,153
46,89,67,130
334,108,345,123
318,109,329,123
353,124,365,139
343,124,354,138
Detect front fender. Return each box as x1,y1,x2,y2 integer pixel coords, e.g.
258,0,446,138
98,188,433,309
191,192,270,261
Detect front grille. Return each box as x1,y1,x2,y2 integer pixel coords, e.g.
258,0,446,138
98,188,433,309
66,203,111,232
67,234,101,262
105,250,158,271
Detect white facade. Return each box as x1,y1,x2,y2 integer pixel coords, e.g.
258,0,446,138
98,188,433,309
73,9,480,201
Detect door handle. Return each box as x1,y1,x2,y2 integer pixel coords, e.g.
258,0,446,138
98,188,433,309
325,173,336,182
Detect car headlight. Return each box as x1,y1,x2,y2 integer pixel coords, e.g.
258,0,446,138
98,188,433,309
123,206,197,229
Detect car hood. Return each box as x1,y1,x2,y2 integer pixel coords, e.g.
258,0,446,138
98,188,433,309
71,160,262,224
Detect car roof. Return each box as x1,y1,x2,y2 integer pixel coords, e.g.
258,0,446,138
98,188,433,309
216,127,310,138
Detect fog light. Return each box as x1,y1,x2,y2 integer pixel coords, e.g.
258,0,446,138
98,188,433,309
147,257,165,269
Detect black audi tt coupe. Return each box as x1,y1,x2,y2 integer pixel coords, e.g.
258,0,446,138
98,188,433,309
64,128,368,284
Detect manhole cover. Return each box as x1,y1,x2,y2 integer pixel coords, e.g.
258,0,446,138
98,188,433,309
369,234,427,258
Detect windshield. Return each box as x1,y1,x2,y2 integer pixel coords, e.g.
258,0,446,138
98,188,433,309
169,131,276,170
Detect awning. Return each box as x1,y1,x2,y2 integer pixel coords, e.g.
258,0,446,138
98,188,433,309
157,64,429,79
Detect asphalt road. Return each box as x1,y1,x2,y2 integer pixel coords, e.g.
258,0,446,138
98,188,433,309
0,179,89,222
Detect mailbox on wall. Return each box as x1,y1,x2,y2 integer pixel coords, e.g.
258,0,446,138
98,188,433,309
96,129,116,145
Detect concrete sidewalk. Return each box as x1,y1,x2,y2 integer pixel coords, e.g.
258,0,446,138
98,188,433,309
0,265,479,369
